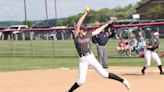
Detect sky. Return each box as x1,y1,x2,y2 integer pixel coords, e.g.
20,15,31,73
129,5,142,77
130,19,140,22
0,0,140,21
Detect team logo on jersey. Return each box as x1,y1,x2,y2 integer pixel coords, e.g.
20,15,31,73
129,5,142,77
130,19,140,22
78,38,90,43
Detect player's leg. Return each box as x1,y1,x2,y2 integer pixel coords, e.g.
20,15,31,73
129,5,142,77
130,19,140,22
116,47,122,55
152,52,164,75
68,57,89,92
129,46,132,56
88,53,130,90
97,45,103,66
103,46,108,68
135,48,139,55
142,50,151,75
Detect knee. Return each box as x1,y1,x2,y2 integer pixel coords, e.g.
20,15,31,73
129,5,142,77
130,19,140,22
145,64,150,67
145,60,151,67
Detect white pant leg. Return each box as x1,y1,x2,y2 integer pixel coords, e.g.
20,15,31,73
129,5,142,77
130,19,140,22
77,57,88,85
88,53,109,78
144,50,151,67
152,51,161,65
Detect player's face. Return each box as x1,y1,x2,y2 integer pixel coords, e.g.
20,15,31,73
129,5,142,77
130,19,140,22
153,35,159,39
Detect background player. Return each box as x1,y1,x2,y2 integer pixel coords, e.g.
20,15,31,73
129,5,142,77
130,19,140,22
67,8,130,92
141,32,164,75
92,23,115,68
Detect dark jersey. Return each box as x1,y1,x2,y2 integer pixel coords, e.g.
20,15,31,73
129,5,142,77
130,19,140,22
147,38,159,51
74,32,92,56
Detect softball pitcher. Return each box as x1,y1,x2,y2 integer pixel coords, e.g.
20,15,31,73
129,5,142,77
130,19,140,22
141,32,164,75
67,8,130,92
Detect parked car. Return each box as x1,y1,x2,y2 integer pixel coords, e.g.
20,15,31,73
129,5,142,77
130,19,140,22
7,25,28,34
4,25,28,40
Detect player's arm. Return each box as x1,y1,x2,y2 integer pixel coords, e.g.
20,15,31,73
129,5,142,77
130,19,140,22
146,44,153,48
92,20,113,36
74,9,88,38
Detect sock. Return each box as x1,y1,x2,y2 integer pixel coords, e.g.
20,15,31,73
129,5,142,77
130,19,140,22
68,82,80,92
158,65,163,73
142,66,147,73
108,73,124,82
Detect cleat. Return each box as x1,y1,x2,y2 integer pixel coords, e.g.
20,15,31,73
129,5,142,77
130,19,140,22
103,66,108,69
123,78,131,90
141,69,145,75
160,72,164,75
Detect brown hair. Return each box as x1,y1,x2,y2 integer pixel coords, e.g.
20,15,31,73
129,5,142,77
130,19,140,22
80,26,88,32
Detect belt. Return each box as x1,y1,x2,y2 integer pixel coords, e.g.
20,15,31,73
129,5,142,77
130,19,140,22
79,52,91,57
147,48,154,51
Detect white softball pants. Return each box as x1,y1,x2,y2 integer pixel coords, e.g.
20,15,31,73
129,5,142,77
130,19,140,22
77,53,109,85
144,50,161,67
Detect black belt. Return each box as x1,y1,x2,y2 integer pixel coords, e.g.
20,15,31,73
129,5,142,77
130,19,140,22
147,48,155,51
79,52,91,57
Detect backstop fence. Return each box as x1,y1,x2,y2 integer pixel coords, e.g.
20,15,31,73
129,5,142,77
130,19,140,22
0,22,164,57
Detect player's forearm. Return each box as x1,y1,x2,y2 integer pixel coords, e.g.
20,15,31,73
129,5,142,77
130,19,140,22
92,21,111,36
146,45,153,49
74,12,88,37
76,13,88,31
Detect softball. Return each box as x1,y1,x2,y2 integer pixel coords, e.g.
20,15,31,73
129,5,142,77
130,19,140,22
85,7,91,12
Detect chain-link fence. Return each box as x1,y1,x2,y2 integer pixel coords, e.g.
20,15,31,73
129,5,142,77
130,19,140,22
0,23,164,57
0,35,164,57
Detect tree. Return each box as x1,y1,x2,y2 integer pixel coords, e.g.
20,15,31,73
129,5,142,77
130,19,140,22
23,20,34,27
137,0,150,6
146,5,164,19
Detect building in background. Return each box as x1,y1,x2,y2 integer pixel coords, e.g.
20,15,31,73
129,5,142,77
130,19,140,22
136,0,164,20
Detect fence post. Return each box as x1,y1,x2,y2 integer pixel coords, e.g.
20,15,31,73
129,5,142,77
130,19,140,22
54,32,57,40
62,32,64,40
46,32,48,40
22,32,25,40
52,35,55,57
15,34,18,40
70,32,73,40
38,33,41,40
2,33,4,40
30,32,35,57
8,34,11,40
11,34,15,57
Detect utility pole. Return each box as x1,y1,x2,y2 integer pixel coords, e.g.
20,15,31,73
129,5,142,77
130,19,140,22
45,0,49,25
54,0,58,26
24,0,27,25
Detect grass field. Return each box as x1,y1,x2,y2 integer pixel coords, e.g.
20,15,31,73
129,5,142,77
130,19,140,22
0,39,164,72
0,39,164,57
0,57,164,72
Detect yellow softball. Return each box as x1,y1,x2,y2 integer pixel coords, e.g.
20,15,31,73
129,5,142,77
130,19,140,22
85,7,91,12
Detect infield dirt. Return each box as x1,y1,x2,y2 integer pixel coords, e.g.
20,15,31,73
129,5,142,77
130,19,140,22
0,67,163,92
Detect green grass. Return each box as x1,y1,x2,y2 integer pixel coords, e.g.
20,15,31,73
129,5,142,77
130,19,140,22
0,57,77,72
0,39,164,57
0,57,164,72
0,39,164,72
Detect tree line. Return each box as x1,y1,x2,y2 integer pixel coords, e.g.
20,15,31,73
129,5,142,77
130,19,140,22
0,0,163,27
